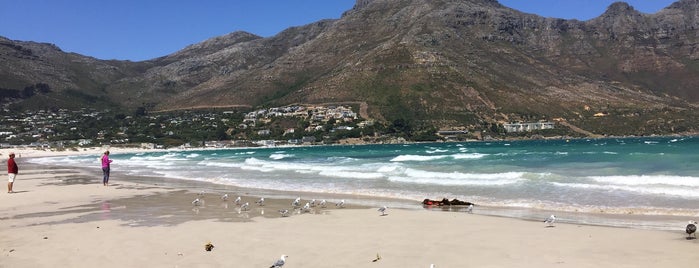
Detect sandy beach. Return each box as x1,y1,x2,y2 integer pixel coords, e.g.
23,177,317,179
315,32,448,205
1,149,698,267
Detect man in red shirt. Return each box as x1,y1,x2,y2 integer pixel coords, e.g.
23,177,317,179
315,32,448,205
7,152,18,193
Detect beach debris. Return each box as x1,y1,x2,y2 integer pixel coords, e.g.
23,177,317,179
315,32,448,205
336,199,345,208
234,196,242,205
177,252,184,256
279,209,290,217
544,215,556,227
221,194,229,201
430,264,436,268
686,220,697,239
466,204,474,213
204,242,214,251
292,197,301,208
378,206,388,216
422,198,474,206
240,202,250,211
269,254,288,268
43,236,48,239
256,197,265,206
192,198,202,206
372,253,381,262
319,199,327,208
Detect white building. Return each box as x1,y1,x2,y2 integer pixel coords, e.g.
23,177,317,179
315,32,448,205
503,122,555,133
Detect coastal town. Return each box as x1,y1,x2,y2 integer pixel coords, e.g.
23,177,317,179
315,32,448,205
0,104,566,150
0,105,390,149
0,103,568,150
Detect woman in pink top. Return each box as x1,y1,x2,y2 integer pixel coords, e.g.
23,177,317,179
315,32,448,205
101,150,113,186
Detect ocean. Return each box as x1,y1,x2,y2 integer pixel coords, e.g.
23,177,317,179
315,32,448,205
30,136,699,230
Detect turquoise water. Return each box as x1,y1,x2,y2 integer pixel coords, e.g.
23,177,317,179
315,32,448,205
32,136,699,228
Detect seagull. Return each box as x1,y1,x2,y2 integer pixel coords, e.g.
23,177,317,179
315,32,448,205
302,202,311,213
371,253,381,262
279,209,290,217
378,206,388,216
192,198,202,206
256,197,265,206
240,202,250,211
197,191,205,197
336,199,345,208
221,194,229,201
234,196,242,205
310,199,317,207
269,254,288,268
319,199,327,208
686,220,697,239
466,204,474,213
292,197,301,208
544,214,556,227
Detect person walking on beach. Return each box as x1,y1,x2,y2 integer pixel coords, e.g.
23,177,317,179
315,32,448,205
7,152,18,193
101,150,113,186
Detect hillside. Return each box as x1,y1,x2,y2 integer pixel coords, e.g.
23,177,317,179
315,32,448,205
2,0,699,136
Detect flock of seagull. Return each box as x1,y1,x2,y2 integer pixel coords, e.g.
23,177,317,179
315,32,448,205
191,191,354,218
193,191,696,267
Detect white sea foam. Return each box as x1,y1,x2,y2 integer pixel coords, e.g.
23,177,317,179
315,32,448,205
376,164,405,173
390,154,449,162
588,175,699,187
318,170,384,179
551,182,699,198
391,153,485,162
128,153,188,163
202,161,242,168
269,153,293,160
241,157,379,179
388,169,526,186
451,153,487,159
425,149,449,154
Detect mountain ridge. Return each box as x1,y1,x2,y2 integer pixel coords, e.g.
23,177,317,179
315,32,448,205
2,0,699,135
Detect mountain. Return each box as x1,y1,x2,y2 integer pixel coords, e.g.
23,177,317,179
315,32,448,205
2,0,699,135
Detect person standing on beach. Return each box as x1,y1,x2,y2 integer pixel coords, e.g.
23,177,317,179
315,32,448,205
7,152,18,193
101,150,113,186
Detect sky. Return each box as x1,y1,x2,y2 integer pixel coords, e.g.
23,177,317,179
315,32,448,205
0,0,678,61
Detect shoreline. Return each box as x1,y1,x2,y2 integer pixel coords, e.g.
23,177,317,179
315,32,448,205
1,163,698,267
7,145,698,231
2,133,697,157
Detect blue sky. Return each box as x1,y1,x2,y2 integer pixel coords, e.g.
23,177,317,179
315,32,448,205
0,0,677,61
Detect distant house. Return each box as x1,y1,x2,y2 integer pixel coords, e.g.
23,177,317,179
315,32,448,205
78,139,93,146
503,122,555,133
283,128,295,136
333,126,354,131
140,143,155,149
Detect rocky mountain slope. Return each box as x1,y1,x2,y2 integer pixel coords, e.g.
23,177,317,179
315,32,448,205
2,0,699,135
